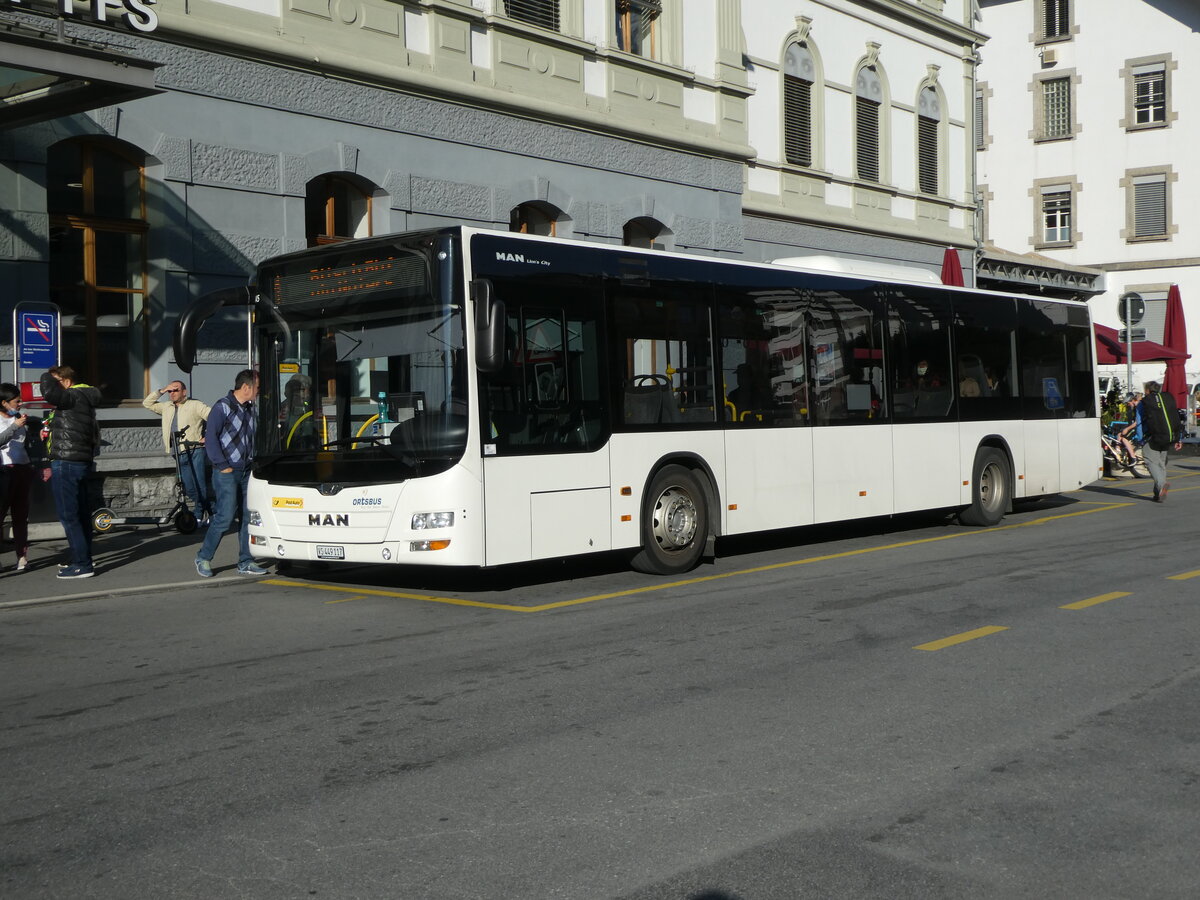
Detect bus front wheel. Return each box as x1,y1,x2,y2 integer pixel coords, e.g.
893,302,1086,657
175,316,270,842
631,465,708,575
959,447,1009,527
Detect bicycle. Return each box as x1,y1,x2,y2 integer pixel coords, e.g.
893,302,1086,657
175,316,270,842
1101,422,1146,478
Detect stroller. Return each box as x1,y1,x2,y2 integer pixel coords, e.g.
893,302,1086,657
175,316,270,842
92,429,211,535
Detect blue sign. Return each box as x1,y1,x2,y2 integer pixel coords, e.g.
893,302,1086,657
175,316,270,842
18,311,58,369
1043,377,1064,410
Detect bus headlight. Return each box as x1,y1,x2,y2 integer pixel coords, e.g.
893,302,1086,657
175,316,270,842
411,511,454,529
248,508,262,527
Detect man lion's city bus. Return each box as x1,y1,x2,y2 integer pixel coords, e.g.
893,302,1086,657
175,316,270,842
176,227,1099,576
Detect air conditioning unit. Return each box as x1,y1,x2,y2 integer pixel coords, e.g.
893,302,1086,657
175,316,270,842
1041,48,1058,65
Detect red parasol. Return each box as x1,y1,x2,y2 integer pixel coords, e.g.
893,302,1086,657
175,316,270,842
1094,322,1188,366
940,247,964,286
1160,284,1188,408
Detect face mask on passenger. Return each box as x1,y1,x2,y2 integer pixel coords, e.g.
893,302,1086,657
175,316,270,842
917,366,928,376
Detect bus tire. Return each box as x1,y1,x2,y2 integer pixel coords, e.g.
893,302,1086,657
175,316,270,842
630,465,708,575
959,447,1009,527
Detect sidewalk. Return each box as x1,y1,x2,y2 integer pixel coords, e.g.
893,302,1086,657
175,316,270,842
0,525,270,610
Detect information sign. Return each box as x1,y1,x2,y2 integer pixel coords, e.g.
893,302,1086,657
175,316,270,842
17,310,59,369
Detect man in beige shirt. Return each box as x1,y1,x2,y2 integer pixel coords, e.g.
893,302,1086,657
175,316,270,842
144,381,212,522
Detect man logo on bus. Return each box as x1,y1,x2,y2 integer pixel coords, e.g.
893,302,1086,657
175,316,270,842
496,252,525,263
308,514,350,526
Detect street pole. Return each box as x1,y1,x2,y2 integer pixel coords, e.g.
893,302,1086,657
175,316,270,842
1125,293,1133,393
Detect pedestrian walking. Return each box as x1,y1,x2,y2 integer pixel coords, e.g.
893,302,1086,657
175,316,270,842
1140,380,1182,503
0,383,39,573
39,366,102,579
195,369,267,577
143,380,212,523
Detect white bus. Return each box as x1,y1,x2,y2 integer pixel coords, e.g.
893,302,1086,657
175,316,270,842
177,227,1099,576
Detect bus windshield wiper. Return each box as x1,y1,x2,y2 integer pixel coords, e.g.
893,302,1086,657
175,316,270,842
321,436,390,449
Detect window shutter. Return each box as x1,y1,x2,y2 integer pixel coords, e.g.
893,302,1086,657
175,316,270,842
504,0,559,31
1043,0,1069,39
918,117,938,194
784,75,812,167
856,99,879,182
974,90,985,150
1133,177,1167,237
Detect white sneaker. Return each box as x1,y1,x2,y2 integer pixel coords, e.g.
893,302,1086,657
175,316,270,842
16,557,27,572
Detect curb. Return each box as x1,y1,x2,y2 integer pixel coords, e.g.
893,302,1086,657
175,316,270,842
0,576,258,611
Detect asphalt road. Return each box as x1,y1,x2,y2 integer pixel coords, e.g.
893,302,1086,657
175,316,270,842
2,467,1199,899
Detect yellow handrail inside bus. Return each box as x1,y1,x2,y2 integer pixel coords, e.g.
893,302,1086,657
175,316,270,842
353,414,382,449
285,411,313,449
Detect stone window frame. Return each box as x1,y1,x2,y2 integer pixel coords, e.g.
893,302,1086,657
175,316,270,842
853,47,890,185
1033,0,1076,45
915,76,946,197
1120,165,1177,244
1029,68,1081,143
975,81,992,151
1029,175,1081,250
1119,54,1177,132
780,21,825,172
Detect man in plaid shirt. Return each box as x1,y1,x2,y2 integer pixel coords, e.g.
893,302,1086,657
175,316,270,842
195,369,268,577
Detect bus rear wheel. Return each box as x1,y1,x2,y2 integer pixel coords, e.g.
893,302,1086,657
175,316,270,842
959,447,1009,527
631,465,708,575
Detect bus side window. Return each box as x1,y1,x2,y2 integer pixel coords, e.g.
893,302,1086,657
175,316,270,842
613,288,715,428
889,288,954,421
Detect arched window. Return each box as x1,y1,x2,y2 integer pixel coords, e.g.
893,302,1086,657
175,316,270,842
47,138,148,398
305,174,372,246
623,217,666,249
510,202,558,237
917,86,941,195
855,66,883,183
783,42,815,168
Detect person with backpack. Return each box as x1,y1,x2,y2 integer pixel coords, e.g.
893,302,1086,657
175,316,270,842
40,365,102,578
1140,380,1183,503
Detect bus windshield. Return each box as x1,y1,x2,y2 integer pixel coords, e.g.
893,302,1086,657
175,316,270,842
255,236,467,485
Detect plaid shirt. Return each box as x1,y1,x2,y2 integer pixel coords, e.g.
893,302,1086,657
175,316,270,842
205,391,256,470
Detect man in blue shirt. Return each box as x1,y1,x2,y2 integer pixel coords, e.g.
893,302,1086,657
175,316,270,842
195,369,267,577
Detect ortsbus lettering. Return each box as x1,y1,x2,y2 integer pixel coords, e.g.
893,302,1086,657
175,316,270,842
3,0,159,34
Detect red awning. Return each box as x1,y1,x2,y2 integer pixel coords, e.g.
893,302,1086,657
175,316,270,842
1095,323,1189,365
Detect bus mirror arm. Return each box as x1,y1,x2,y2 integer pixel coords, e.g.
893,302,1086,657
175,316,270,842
472,279,505,374
173,284,255,373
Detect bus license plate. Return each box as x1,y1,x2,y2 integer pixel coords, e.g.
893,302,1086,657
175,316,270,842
316,545,345,560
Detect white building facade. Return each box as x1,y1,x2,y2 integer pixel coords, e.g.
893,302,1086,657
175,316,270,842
977,0,1198,392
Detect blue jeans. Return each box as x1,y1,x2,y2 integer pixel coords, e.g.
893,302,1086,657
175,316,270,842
177,448,210,518
51,460,93,567
198,467,251,567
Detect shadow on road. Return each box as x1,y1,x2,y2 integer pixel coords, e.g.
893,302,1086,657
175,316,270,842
274,494,1085,595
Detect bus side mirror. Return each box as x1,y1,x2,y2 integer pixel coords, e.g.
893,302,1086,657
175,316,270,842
473,279,505,374
173,284,254,373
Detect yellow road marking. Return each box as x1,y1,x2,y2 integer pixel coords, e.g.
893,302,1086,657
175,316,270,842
324,595,367,604
265,501,1134,613
914,626,1008,652
1167,570,1200,581
1060,591,1131,610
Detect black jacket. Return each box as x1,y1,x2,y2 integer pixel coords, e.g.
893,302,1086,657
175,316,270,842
39,374,101,463
1141,389,1180,451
